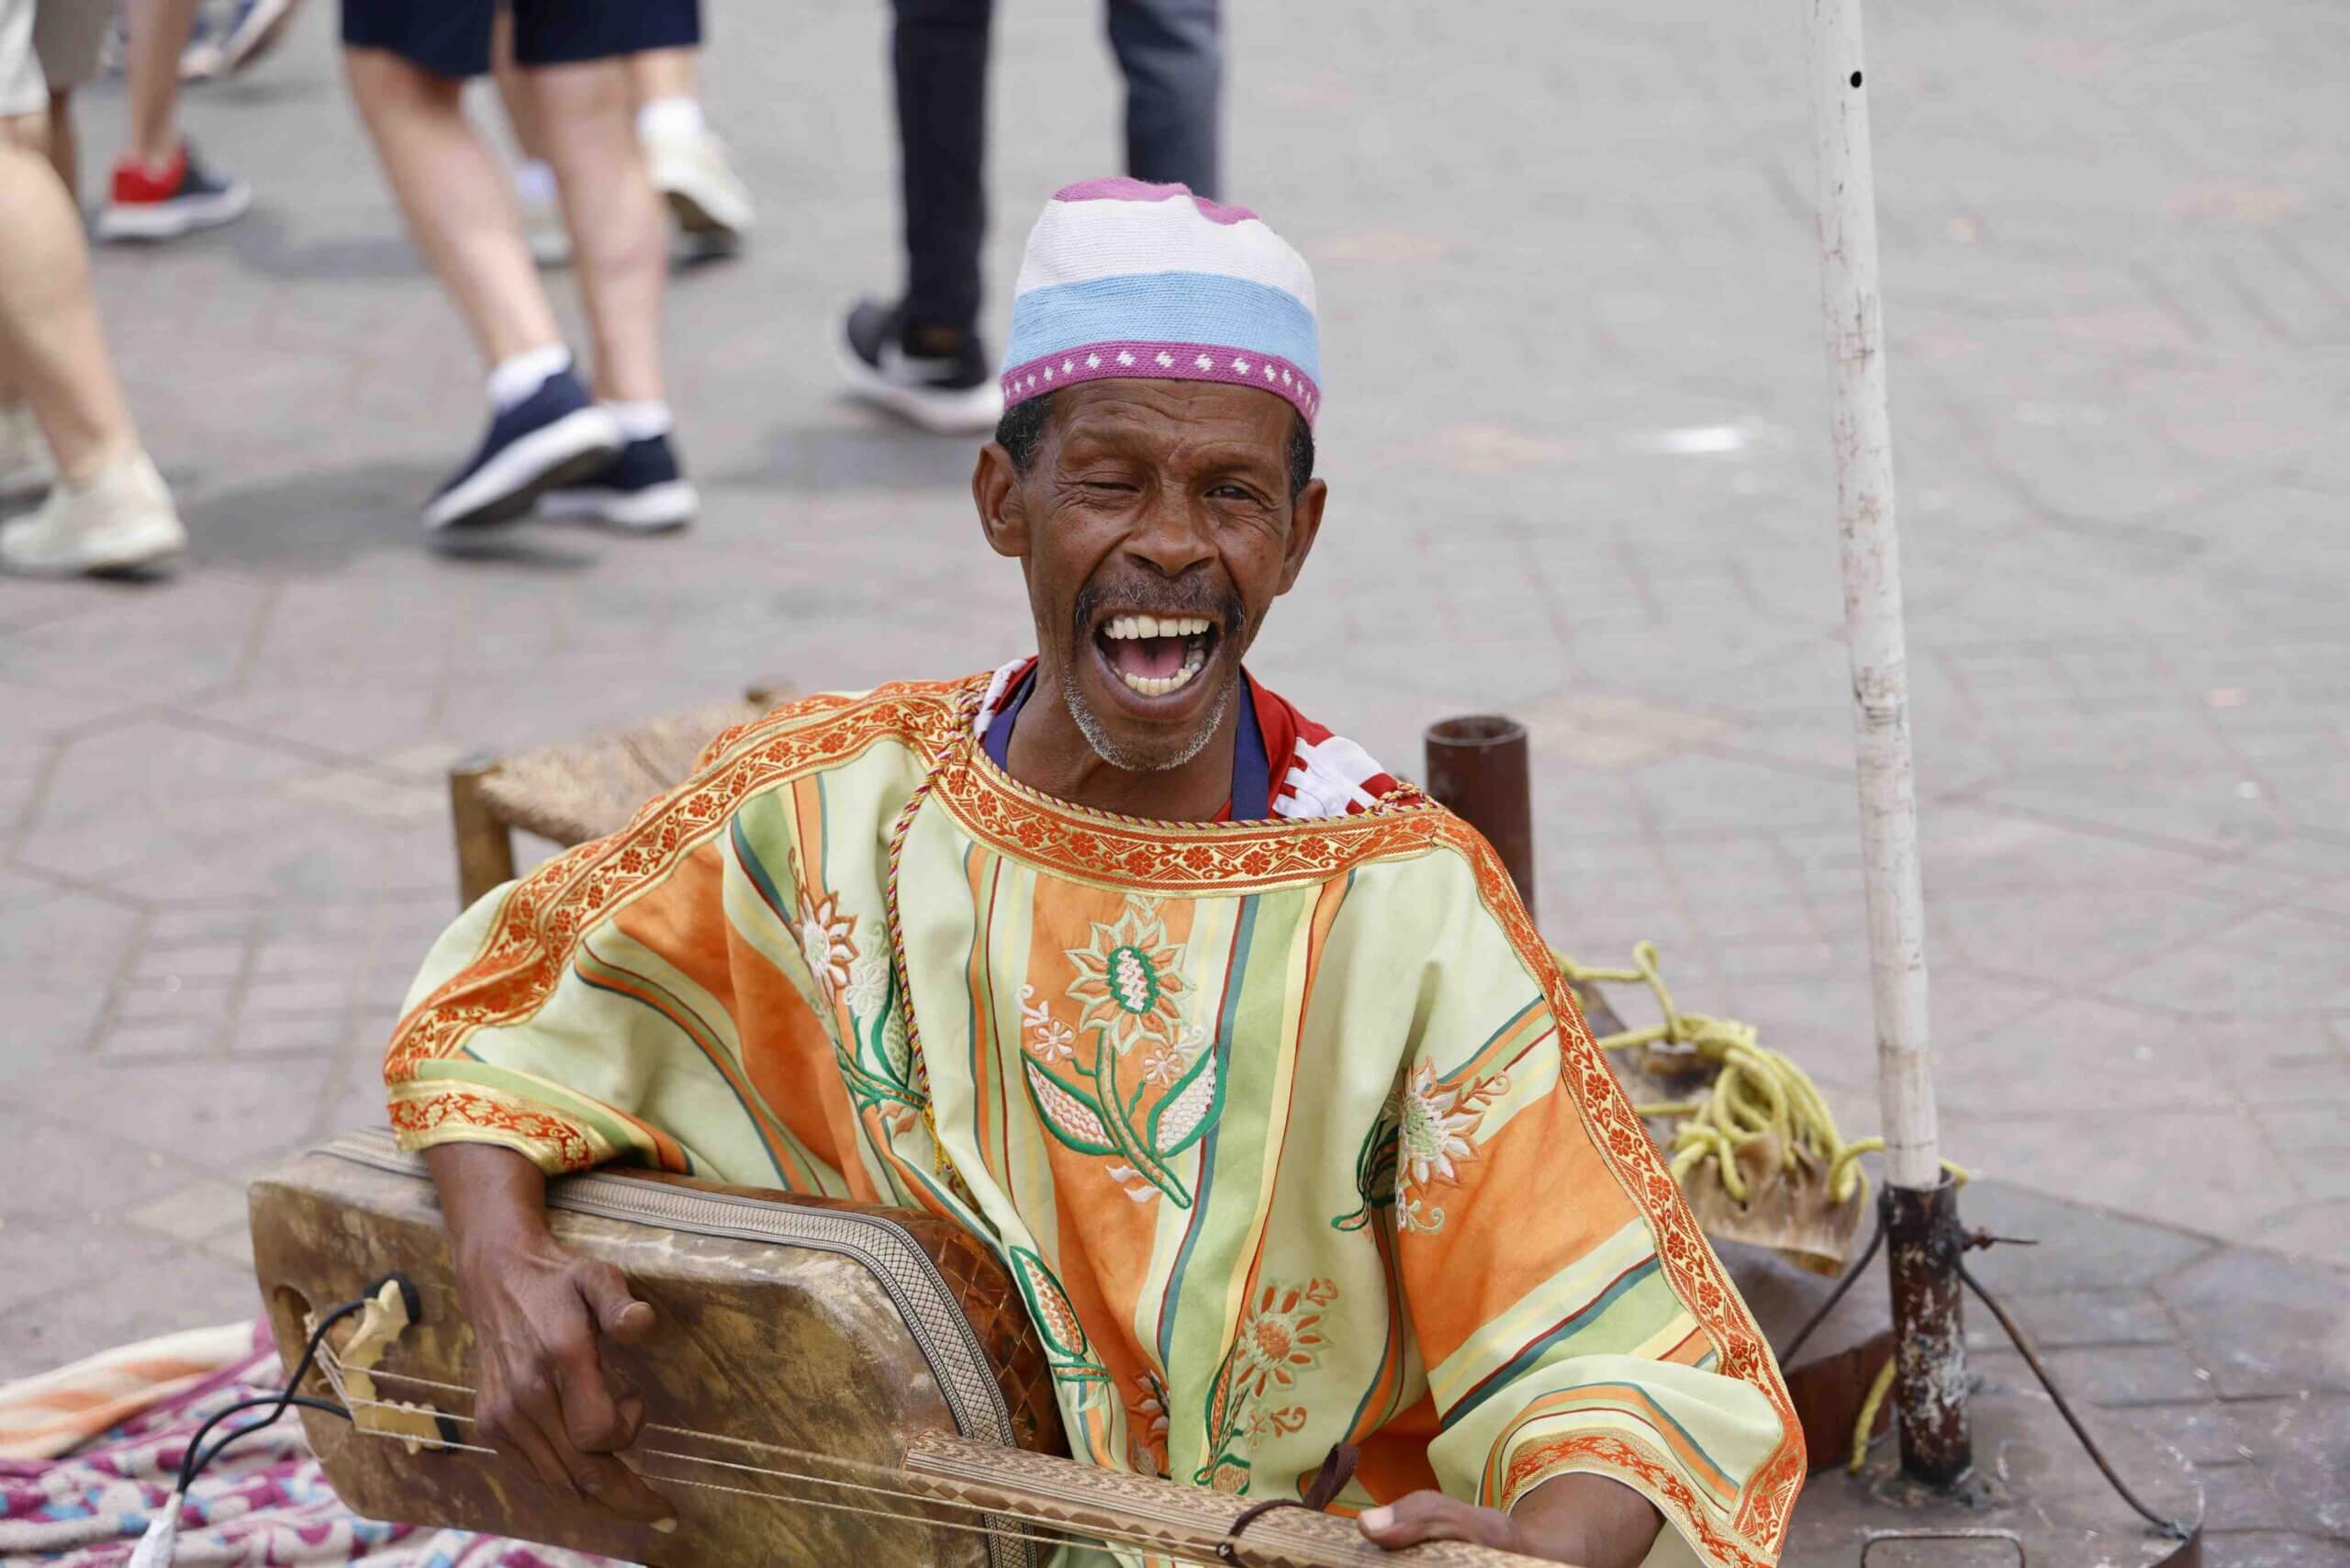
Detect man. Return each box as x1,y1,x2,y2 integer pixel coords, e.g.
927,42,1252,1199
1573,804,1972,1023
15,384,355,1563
389,182,1803,1567
0,0,187,577
838,0,1219,435
341,0,696,533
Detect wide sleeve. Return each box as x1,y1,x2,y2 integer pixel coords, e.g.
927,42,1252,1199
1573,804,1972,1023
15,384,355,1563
381,753,886,1200
1392,839,1805,1568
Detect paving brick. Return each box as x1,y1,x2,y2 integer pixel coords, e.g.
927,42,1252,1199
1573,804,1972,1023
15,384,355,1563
2158,1246,2350,1399
1964,1288,2179,1351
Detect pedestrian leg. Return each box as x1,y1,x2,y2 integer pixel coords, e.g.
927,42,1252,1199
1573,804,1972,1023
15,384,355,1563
0,120,186,573
526,55,697,531
530,58,665,403
344,47,564,368
630,33,754,249
343,43,619,532
836,0,1001,433
489,6,569,265
1104,0,1219,196
98,0,252,241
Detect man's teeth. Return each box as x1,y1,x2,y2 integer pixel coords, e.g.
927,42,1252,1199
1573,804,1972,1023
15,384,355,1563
1117,641,1209,698
1103,614,1212,640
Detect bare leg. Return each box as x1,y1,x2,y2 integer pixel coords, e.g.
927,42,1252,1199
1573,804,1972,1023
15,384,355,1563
125,0,203,168
529,60,665,400
488,6,550,163
0,121,143,480
342,47,562,368
627,46,697,110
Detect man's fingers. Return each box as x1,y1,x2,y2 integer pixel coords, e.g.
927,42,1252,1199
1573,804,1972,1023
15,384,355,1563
577,1261,657,1346
479,1398,572,1497
1359,1491,1520,1552
546,1327,631,1453
509,1368,675,1526
555,1447,677,1527
615,1393,647,1449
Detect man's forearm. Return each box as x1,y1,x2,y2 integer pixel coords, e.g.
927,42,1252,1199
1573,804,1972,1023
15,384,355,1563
423,1143,554,1271
1509,1471,1664,1568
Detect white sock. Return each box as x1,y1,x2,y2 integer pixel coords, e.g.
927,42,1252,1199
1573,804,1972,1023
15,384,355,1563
513,159,558,207
636,96,707,145
603,399,673,442
486,346,572,413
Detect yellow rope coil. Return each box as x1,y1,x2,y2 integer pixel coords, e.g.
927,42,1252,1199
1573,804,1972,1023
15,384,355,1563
1550,941,1967,1213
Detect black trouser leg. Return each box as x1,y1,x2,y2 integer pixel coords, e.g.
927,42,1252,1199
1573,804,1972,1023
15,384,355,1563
893,0,992,335
1104,0,1220,196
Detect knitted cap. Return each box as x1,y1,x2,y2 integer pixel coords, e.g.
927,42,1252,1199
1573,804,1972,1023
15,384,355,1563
1000,178,1322,428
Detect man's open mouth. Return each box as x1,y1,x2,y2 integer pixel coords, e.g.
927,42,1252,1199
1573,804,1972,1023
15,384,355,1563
1093,613,1220,699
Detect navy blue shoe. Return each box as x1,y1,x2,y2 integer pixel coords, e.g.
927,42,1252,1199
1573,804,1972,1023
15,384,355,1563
540,432,698,532
423,371,621,532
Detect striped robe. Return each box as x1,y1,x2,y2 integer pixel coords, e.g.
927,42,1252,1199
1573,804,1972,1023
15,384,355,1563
386,674,1804,1567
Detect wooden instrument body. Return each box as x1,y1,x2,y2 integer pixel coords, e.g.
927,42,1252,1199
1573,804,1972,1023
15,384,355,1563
251,1131,1062,1568
252,1133,1564,1568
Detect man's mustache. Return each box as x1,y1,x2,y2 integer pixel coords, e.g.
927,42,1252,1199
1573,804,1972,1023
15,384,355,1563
1072,573,1247,641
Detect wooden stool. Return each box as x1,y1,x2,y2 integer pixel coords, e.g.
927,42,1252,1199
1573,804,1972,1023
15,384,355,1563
446,684,789,907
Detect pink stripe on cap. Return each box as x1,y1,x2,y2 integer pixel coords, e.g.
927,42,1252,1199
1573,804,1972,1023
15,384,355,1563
1050,176,1259,227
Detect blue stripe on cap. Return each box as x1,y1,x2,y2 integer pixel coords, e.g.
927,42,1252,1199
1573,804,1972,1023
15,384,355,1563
1004,273,1319,381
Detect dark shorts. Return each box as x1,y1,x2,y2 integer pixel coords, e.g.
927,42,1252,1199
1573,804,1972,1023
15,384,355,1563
341,0,700,80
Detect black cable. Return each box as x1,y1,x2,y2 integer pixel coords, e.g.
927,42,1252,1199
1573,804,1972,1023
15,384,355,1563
173,1294,371,1496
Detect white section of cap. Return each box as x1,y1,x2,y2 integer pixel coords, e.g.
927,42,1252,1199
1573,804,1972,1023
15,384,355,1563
1013,194,1319,315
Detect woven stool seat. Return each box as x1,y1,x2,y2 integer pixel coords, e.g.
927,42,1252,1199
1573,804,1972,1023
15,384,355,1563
476,700,766,846
446,686,787,905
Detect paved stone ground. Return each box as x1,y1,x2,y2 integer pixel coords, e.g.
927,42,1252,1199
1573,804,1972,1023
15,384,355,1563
2,0,2344,1557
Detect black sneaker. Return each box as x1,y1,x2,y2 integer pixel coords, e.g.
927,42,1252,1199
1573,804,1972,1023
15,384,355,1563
541,432,698,532
836,299,1005,434
423,369,621,532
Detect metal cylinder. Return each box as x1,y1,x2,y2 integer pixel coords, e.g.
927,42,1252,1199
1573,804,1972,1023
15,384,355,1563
1424,715,1536,924
1884,1178,1972,1483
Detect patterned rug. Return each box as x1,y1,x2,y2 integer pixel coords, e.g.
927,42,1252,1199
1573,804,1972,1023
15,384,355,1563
0,1321,616,1566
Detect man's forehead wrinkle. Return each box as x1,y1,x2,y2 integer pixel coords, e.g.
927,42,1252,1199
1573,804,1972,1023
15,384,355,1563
1046,386,1291,474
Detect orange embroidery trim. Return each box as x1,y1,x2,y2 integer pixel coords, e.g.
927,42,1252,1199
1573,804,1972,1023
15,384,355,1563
1500,1431,1774,1568
388,1090,599,1171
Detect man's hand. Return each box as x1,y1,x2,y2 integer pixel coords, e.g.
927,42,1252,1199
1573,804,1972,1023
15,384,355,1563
423,1144,676,1529
1359,1471,1662,1567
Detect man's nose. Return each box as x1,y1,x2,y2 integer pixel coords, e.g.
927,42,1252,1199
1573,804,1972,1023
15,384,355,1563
1122,486,1217,577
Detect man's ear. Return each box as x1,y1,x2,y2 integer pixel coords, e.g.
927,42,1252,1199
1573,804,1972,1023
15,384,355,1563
1273,476,1327,596
974,442,1030,559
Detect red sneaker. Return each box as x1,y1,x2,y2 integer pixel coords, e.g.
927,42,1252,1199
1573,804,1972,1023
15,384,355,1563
97,140,252,242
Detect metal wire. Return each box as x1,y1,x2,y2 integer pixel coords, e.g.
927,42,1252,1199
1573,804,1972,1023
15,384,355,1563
1957,1262,2192,1540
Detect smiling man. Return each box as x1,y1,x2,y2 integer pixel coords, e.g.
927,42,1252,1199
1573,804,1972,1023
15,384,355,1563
387,181,1802,1568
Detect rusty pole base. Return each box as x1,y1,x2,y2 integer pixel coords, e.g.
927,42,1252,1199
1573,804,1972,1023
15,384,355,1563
1884,1177,1972,1484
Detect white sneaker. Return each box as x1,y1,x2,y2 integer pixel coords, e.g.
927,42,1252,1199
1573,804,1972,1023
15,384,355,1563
0,449,188,577
209,0,307,77
0,404,56,499
643,123,754,251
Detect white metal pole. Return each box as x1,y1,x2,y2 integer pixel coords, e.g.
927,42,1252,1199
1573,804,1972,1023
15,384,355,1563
1804,0,1941,1193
